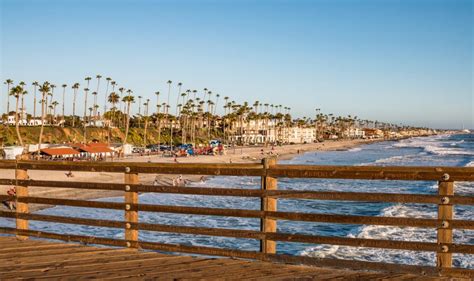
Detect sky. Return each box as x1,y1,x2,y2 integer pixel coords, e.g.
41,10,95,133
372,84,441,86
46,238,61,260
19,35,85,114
0,0,472,129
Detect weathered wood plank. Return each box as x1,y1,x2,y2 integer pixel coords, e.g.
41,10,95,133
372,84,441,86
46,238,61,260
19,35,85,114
261,157,277,254
10,160,265,176
124,172,139,248
15,166,29,240
437,181,454,268
0,255,186,279
269,165,474,181
0,249,146,271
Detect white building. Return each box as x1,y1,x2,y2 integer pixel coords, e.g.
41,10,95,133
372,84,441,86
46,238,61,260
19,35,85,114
1,146,24,159
7,115,27,126
287,127,316,144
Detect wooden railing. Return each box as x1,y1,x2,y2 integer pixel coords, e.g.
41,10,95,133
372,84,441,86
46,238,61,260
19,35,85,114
0,159,473,278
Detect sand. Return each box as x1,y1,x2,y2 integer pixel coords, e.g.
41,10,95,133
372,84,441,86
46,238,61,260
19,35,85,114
0,139,378,212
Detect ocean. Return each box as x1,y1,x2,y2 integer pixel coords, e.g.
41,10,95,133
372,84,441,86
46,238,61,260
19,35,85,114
1,133,473,268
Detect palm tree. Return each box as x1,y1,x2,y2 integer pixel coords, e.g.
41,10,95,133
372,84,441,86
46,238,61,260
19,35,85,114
94,75,102,119
38,82,51,154
165,80,172,146
138,95,142,128
10,85,24,147
143,99,150,146
122,94,135,147
104,77,111,114
48,84,56,115
108,92,120,126
71,83,79,127
92,91,98,124
32,81,39,122
51,101,59,125
19,81,26,121
118,87,125,126
154,91,160,129
4,79,13,117
83,87,90,143
61,84,67,126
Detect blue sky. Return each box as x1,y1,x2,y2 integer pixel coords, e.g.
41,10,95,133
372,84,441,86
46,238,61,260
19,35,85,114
1,0,472,129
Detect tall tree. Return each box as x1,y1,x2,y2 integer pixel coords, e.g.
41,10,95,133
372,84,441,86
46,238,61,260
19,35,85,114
19,81,26,121
32,81,39,122
61,84,67,126
4,79,13,117
51,101,59,125
108,92,120,127
122,94,135,148
104,77,111,114
48,84,56,116
138,95,142,128
94,75,102,119
83,87,90,143
10,85,24,147
38,82,51,154
143,99,150,146
71,83,79,127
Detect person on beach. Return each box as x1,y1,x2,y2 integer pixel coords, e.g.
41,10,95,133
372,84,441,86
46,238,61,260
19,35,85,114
4,187,16,210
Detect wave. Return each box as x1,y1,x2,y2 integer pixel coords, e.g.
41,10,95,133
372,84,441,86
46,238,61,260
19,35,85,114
423,145,474,156
301,204,474,268
348,147,362,152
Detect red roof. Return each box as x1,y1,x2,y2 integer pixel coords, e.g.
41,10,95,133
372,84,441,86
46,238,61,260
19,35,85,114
41,148,80,156
88,142,109,147
78,146,114,153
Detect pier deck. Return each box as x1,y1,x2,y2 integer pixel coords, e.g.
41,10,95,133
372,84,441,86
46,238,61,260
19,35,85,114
0,237,450,280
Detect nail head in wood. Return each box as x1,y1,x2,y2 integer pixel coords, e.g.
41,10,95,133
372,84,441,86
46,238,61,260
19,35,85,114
441,173,450,181
441,197,450,204
441,221,449,228
441,245,449,253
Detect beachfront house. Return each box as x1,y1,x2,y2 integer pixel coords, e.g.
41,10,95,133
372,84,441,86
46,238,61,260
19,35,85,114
287,127,316,144
1,146,24,159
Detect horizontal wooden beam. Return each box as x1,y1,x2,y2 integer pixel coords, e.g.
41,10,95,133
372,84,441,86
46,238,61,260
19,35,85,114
266,233,474,254
2,160,474,181
0,211,264,240
1,211,472,253
0,160,264,176
266,254,474,278
269,165,474,181
8,196,472,229
1,179,472,205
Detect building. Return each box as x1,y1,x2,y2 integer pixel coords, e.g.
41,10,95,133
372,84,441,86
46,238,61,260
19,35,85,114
287,127,316,144
40,147,81,159
1,146,24,159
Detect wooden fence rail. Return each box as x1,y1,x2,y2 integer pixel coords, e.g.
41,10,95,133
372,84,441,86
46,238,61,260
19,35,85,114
0,159,472,278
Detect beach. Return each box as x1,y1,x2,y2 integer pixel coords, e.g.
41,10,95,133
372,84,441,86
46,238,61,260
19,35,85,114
0,138,377,212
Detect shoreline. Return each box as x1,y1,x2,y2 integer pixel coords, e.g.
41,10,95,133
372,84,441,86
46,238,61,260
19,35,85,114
0,137,414,213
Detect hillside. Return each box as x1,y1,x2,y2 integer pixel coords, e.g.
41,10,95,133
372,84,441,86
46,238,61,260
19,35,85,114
0,126,204,146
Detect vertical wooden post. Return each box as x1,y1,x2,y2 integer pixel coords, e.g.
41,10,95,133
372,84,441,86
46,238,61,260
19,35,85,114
124,171,139,249
15,161,29,240
260,157,278,255
437,180,454,268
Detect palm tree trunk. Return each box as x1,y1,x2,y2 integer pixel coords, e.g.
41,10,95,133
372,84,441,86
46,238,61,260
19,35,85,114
37,95,45,156
33,88,37,122
72,90,76,127
123,102,131,146
15,96,24,147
